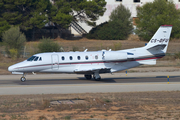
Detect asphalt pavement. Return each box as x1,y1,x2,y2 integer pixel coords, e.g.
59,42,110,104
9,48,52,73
0,72,180,95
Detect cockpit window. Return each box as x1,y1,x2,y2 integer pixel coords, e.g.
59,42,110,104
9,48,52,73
27,56,36,61
27,56,41,61
34,57,39,61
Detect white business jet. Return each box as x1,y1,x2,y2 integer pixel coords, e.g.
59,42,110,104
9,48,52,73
8,25,172,82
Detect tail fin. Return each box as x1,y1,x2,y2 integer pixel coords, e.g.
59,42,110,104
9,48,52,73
145,25,172,53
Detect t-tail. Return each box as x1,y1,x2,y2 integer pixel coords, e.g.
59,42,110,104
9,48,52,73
145,25,172,53
137,25,172,65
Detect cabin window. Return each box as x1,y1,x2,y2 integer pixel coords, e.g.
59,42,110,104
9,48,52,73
85,56,88,60
34,57,39,61
70,56,73,60
95,55,98,59
62,56,65,60
134,0,140,2
27,56,36,61
39,57,42,61
77,56,81,60
116,0,122,2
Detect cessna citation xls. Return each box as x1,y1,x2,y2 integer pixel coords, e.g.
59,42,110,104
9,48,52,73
8,25,172,82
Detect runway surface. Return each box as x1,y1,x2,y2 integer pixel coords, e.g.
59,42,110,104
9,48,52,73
0,72,180,95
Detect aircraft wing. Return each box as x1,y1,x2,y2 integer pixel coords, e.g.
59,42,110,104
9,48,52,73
74,68,111,74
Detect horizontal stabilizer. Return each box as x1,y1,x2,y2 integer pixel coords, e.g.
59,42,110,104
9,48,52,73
147,44,166,51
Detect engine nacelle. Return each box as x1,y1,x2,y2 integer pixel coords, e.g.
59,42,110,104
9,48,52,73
103,51,127,61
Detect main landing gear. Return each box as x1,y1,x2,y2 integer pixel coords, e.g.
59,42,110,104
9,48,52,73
20,73,26,82
84,73,101,81
93,72,101,81
84,74,92,80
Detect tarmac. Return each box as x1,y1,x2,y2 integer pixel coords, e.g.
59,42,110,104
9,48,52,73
0,71,180,95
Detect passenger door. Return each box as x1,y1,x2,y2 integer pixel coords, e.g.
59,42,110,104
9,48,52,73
51,54,59,70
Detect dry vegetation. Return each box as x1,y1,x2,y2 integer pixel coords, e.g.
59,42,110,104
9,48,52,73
0,92,180,120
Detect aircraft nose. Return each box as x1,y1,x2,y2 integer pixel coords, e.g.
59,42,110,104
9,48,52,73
8,65,14,72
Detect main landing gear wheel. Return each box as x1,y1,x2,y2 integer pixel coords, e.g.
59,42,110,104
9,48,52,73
84,75,92,80
20,77,26,82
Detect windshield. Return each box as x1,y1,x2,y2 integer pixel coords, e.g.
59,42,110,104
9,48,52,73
27,56,36,61
34,57,39,61
27,56,42,61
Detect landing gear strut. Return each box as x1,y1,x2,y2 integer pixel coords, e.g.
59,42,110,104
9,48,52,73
84,73,101,81
20,73,26,82
93,72,101,81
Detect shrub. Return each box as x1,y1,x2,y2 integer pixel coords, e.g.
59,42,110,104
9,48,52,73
86,22,108,39
2,26,26,58
38,37,61,53
64,116,71,120
174,52,180,59
113,42,122,50
87,4,133,40
9,48,18,59
72,46,79,52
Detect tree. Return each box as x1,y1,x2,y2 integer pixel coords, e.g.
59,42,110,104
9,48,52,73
0,0,106,39
0,0,51,30
48,0,107,37
0,18,10,41
107,4,133,40
135,0,180,41
86,22,108,39
87,4,133,40
2,26,27,58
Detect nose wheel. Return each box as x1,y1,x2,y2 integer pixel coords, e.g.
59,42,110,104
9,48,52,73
20,73,26,82
20,77,26,82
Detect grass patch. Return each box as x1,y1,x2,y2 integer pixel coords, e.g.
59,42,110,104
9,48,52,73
38,115,47,120
1,114,6,117
103,99,111,103
64,115,71,120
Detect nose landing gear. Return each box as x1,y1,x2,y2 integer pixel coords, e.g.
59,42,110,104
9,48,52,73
20,73,26,82
20,77,26,82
